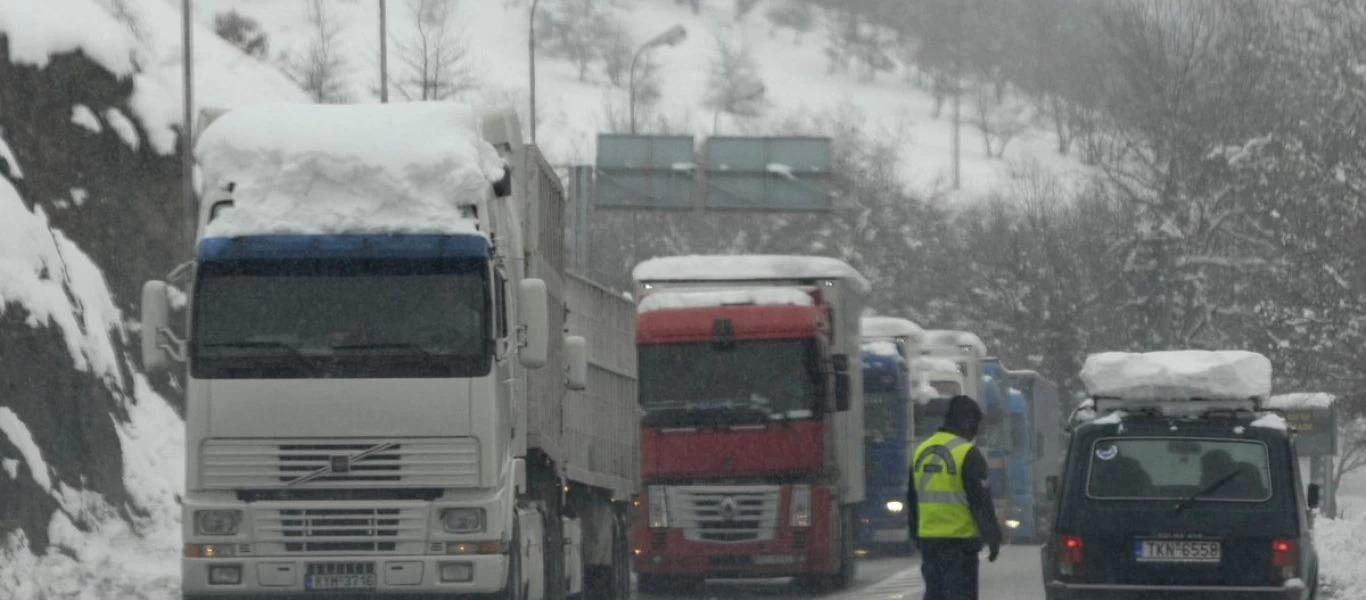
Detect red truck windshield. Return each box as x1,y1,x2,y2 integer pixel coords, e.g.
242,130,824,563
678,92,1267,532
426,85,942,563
638,339,825,422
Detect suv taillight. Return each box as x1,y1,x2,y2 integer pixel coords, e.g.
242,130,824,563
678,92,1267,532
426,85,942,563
1270,538,1297,582
1058,534,1083,575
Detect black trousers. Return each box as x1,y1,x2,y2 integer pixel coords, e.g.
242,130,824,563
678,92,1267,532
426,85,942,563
918,538,982,600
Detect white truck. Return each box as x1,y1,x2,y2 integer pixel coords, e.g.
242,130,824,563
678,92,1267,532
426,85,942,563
141,102,636,599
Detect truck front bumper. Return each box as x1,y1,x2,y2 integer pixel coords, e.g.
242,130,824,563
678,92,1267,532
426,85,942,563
182,554,507,598
633,530,832,579
1045,580,1310,600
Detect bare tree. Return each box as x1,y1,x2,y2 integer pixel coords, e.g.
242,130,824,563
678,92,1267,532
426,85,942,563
703,35,768,132
391,0,476,101
765,0,814,43
282,0,350,103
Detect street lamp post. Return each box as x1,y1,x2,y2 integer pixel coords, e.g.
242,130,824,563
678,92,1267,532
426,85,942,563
529,0,542,143
379,0,389,103
181,0,195,252
629,25,687,134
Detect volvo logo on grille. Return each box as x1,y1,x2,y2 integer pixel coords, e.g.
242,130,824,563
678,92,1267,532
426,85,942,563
330,455,351,473
719,496,739,522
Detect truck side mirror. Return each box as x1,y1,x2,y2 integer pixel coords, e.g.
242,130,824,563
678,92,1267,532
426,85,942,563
834,372,850,412
831,353,849,373
518,279,549,369
1046,475,1059,501
564,335,588,391
140,281,184,372
1307,483,1321,509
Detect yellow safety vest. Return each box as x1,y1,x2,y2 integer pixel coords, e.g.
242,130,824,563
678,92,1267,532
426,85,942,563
912,431,980,539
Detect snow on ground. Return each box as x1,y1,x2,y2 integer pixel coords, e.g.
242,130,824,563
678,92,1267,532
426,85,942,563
1080,350,1273,401
0,176,123,382
0,0,309,157
191,0,1091,203
70,104,102,134
0,374,183,600
197,101,500,237
1315,516,1366,598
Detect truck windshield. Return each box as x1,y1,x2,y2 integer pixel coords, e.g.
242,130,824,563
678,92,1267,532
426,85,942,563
864,390,904,442
638,339,823,424
191,258,491,379
1086,437,1273,501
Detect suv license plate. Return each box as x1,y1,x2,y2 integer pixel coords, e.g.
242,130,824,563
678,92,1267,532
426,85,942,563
305,573,377,591
1134,540,1221,563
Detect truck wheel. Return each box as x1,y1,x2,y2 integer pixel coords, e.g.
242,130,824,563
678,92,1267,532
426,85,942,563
503,526,525,600
830,507,857,590
584,513,630,599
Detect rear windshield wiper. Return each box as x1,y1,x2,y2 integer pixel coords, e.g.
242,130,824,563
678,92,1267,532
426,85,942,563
200,341,321,375
1173,466,1245,514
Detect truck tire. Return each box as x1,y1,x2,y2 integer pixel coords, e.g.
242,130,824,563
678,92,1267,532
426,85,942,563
584,510,629,599
495,524,524,600
829,506,858,590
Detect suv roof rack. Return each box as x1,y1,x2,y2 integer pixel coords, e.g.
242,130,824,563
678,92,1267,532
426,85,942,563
1092,396,1264,418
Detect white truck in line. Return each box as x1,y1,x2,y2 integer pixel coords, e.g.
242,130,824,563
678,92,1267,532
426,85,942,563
141,102,637,599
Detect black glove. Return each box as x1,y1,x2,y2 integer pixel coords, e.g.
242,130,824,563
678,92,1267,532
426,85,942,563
987,540,1000,562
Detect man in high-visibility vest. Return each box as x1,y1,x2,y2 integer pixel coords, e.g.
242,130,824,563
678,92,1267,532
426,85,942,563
907,395,1002,600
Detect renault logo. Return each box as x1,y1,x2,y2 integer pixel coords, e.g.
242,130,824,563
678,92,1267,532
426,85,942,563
719,497,739,522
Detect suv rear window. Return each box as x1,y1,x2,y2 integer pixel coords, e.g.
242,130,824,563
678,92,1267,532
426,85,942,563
1086,437,1272,502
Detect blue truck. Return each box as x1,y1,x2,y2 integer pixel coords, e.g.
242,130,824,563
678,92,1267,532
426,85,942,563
857,345,915,553
1003,369,1062,544
979,358,1014,536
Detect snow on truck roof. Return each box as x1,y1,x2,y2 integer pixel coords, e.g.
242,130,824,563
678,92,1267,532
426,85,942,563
637,288,813,314
195,102,506,238
861,316,924,339
632,255,870,293
1080,350,1272,402
921,329,988,355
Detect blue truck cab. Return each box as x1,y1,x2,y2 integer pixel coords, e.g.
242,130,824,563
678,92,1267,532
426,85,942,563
858,348,914,552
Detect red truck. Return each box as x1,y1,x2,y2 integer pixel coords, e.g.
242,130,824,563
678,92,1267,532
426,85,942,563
627,255,869,593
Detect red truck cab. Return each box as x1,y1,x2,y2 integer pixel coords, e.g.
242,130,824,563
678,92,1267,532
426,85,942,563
628,256,869,594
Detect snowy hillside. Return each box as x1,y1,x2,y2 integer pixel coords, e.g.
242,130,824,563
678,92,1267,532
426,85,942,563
192,0,1089,201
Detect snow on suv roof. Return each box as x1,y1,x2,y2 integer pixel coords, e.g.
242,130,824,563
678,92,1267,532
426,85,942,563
632,255,870,293
1081,350,1272,402
861,316,924,340
1267,392,1337,410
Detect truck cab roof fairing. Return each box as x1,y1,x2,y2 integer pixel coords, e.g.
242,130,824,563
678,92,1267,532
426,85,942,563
196,233,490,262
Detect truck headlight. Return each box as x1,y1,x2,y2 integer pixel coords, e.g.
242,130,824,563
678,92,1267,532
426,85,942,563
441,508,486,533
1005,519,1021,529
790,485,812,528
647,486,669,529
195,510,242,536
885,500,905,513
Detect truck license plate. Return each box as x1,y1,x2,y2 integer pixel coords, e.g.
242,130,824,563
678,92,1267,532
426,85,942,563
305,573,377,591
1134,540,1221,563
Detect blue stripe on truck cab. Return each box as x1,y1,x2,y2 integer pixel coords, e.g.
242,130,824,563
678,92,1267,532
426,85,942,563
197,233,490,262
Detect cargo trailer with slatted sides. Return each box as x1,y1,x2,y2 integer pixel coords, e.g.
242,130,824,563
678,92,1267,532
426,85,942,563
141,102,637,599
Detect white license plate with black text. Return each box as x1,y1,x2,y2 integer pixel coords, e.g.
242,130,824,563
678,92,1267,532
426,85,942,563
305,573,377,591
1134,540,1221,563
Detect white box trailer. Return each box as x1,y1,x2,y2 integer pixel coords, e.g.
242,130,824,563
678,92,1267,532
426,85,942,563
143,102,636,600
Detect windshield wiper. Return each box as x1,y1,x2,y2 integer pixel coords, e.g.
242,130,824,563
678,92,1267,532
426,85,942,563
200,341,322,375
330,342,440,359
1173,466,1245,514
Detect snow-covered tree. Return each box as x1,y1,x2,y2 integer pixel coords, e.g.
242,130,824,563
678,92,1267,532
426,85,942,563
391,0,476,101
703,35,768,132
282,0,350,103
213,10,269,59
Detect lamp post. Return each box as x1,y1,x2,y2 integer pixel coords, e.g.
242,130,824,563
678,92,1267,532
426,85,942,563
181,0,195,252
529,0,542,143
379,0,388,103
629,24,687,134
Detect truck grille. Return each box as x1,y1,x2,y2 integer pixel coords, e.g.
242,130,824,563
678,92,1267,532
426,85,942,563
200,438,479,489
253,503,427,555
669,485,780,544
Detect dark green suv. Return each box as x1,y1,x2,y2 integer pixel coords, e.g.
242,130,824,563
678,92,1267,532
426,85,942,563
1042,405,1320,600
